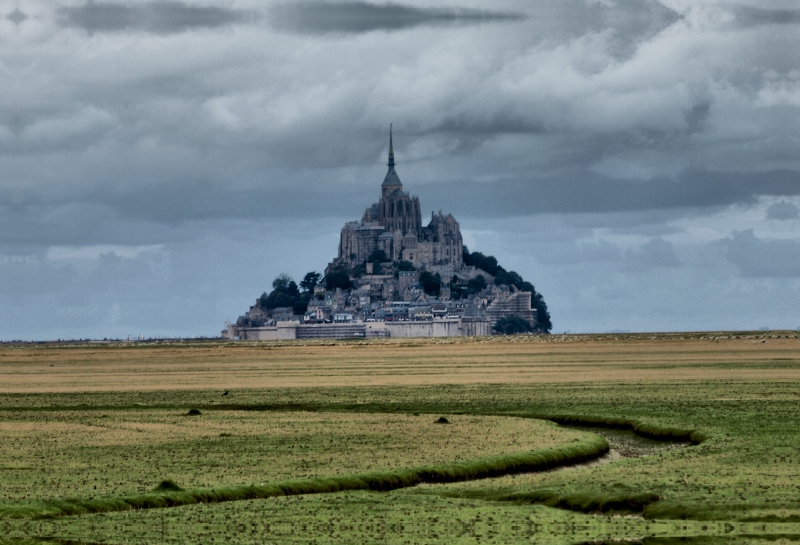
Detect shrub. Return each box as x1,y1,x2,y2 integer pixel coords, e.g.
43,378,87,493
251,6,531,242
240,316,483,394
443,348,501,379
493,316,534,335
153,479,183,492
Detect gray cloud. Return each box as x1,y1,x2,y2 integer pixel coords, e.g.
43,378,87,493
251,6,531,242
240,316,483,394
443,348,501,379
424,169,800,219
3,0,800,339
270,2,522,34
268,0,679,62
3,168,799,251
766,201,800,220
57,1,254,34
736,7,800,27
7,8,27,25
726,230,800,277
622,238,681,272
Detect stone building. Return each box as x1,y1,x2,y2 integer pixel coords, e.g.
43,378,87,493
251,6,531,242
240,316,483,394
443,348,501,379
337,126,463,269
484,287,537,326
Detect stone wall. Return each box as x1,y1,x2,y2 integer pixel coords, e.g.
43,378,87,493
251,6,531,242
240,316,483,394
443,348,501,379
226,318,493,340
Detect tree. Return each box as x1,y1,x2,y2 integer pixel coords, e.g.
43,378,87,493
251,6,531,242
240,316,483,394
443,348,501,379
462,247,501,276
293,299,308,315
325,270,352,291
261,274,307,311
419,271,441,296
369,249,388,263
262,291,294,309
463,246,553,332
533,292,552,332
493,316,534,335
272,274,292,292
393,260,415,278
300,272,321,293
467,274,486,294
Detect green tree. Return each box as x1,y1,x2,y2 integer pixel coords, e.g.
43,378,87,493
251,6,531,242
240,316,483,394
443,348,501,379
293,300,308,315
393,260,415,278
300,272,321,293
462,247,501,276
272,274,292,292
532,292,552,332
325,270,352,291
262,291,294,309
419,271,441,296
369,249,388,263
467,274,486,294
463,246,553,333
493,316,534,335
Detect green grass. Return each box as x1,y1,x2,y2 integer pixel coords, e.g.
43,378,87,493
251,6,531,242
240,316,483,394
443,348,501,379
3,432,609,519
10,491,800,545
2,358,799,542
0,410,582,503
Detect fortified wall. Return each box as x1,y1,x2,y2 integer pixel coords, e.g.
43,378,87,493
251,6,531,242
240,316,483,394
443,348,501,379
227,318,492,341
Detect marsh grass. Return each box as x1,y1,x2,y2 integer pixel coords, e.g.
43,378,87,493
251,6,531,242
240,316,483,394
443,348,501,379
0,410,583,504
1,336,799,543
4,433,609,519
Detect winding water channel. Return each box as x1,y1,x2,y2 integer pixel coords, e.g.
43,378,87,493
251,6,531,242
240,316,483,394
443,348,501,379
553,424,692,470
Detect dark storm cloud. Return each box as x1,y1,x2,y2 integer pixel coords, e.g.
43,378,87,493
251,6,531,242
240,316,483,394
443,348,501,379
270,2,522,34
735,7,800,27
269,0,679,61
766,201,800,220
423,169,800,219
57,1,254,34
726,230,800,277
4,168,797,251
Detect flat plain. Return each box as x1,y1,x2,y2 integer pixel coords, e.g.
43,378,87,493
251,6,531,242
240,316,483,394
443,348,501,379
1,331,799,544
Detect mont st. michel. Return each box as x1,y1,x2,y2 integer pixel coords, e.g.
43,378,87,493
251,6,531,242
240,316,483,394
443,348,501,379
224,128,551,340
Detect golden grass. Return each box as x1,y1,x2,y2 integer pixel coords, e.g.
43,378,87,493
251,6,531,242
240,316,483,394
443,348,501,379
1,334,799,392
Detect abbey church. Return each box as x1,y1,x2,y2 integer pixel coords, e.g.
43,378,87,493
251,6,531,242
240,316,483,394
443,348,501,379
336,126,463,268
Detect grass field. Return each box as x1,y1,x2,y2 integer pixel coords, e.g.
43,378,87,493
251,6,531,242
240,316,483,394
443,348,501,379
1,332,799,544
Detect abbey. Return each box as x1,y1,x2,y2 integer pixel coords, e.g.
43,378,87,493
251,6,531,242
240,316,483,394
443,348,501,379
336,126,463,268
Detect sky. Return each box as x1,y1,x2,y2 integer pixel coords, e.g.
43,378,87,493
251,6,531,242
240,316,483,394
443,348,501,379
1,0,799,339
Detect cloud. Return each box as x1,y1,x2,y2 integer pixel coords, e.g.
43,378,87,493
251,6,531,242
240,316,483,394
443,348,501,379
2,0,800,339
538,238,623,265
422,169,800,218
269,2,523,34
735,8,800,28
7,8,27,25
766,200,800,220
726,230,800,277
57,1,254,34
622,238,681,271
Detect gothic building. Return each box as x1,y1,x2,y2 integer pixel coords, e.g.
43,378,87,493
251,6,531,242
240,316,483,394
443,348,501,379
337,127,463,269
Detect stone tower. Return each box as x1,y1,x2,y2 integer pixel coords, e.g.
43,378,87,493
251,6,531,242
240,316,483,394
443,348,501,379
337,125,462,267
376,125,422,236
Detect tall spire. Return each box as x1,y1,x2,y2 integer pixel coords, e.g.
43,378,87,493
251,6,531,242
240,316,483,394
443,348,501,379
388,123,395,168
382,123,402,190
